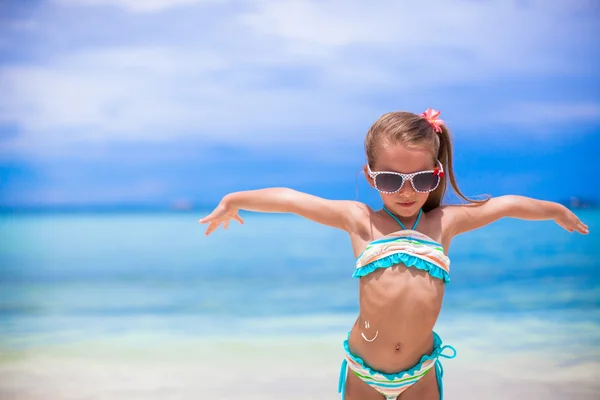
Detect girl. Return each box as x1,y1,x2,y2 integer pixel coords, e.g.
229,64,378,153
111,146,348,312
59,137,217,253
199,109,588,400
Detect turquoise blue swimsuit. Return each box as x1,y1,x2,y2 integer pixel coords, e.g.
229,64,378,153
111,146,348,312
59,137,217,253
338,207,456,400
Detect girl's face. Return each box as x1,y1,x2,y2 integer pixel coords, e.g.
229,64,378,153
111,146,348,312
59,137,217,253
364,143,436,217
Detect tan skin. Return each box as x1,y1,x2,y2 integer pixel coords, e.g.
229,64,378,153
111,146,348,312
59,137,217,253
199,143,589,400
343,145,450,400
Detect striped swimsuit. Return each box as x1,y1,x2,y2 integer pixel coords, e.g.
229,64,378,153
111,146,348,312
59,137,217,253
338,207,456,400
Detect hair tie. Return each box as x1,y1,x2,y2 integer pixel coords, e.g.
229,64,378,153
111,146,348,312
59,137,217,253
420,108,444,133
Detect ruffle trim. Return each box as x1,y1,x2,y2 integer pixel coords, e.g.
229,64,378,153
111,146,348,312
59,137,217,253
353,252,450,283
343,332,445,381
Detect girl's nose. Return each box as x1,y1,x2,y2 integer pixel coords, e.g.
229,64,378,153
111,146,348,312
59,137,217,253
398,179,415,194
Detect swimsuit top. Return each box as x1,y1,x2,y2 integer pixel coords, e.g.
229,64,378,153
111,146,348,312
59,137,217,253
353,207,451,283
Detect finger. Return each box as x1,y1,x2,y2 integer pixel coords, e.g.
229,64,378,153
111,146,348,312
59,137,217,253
576,224,589,234
199,214,214,224
208,223,220,235
223,220,230,230
234,215,244,224
199,208,224,224
577,218,587,226
205,222,220,236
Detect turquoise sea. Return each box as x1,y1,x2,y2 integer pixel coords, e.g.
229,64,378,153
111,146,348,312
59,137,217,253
1,210,599,351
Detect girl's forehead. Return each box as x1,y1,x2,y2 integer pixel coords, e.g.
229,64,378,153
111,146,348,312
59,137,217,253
373,144,435,172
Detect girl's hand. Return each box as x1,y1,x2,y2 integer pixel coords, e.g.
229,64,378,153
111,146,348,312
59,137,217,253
198,202,244,236
554,207,589,234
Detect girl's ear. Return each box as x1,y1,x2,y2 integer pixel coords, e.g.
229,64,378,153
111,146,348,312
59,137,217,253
363,164,375,188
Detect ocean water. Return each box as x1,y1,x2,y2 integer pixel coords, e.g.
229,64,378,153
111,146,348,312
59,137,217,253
0,210,599,352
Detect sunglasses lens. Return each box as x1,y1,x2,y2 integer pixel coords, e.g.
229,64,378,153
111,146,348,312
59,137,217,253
375,173,404,192
413,172,440,192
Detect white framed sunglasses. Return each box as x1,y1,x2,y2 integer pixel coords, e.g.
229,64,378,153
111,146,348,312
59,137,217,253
367,161,445,194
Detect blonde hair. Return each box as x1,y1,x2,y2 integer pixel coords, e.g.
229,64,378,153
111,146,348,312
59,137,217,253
364,111,488,212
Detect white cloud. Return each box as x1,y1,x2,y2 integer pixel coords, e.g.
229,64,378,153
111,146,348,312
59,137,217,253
498,102,600,125
0,46,233,140
0,46,376,148
240,0,597,83
10,19,39,31
54,0,223,13
462,101,600,138
1,0,598,156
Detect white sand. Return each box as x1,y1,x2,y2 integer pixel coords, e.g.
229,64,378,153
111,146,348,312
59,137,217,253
1,334,599,400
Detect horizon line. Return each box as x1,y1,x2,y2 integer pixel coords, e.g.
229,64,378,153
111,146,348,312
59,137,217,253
1,196,598,214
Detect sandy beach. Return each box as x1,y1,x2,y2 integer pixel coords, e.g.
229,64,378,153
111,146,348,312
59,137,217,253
2,333,599,400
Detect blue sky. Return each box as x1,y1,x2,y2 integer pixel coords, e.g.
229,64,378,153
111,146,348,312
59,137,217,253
0,0,599,208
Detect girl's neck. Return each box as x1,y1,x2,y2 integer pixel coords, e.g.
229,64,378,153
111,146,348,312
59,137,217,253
382,206,423,231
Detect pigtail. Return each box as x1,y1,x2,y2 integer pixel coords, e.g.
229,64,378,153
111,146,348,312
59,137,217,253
422,124,489,212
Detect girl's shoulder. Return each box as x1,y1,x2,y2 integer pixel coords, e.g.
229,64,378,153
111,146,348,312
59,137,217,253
423,204,455,220
426,201,495,239
427,203,481,219
346,200,375,227
422,205,464,241
343,202,384,240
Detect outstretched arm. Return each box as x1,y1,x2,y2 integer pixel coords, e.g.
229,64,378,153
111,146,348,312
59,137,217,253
447,195,589,236
199,187,368,235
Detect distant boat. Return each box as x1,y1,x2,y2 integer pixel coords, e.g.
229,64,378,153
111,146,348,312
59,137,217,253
564,197,598,210
170,199,194,211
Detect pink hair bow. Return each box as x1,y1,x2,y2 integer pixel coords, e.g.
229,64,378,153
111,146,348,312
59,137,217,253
420,108,444,133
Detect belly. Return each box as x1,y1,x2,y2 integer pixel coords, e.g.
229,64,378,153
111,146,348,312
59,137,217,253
348,265,445,373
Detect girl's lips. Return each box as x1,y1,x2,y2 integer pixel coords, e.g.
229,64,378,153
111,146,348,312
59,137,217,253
398,202,416,207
